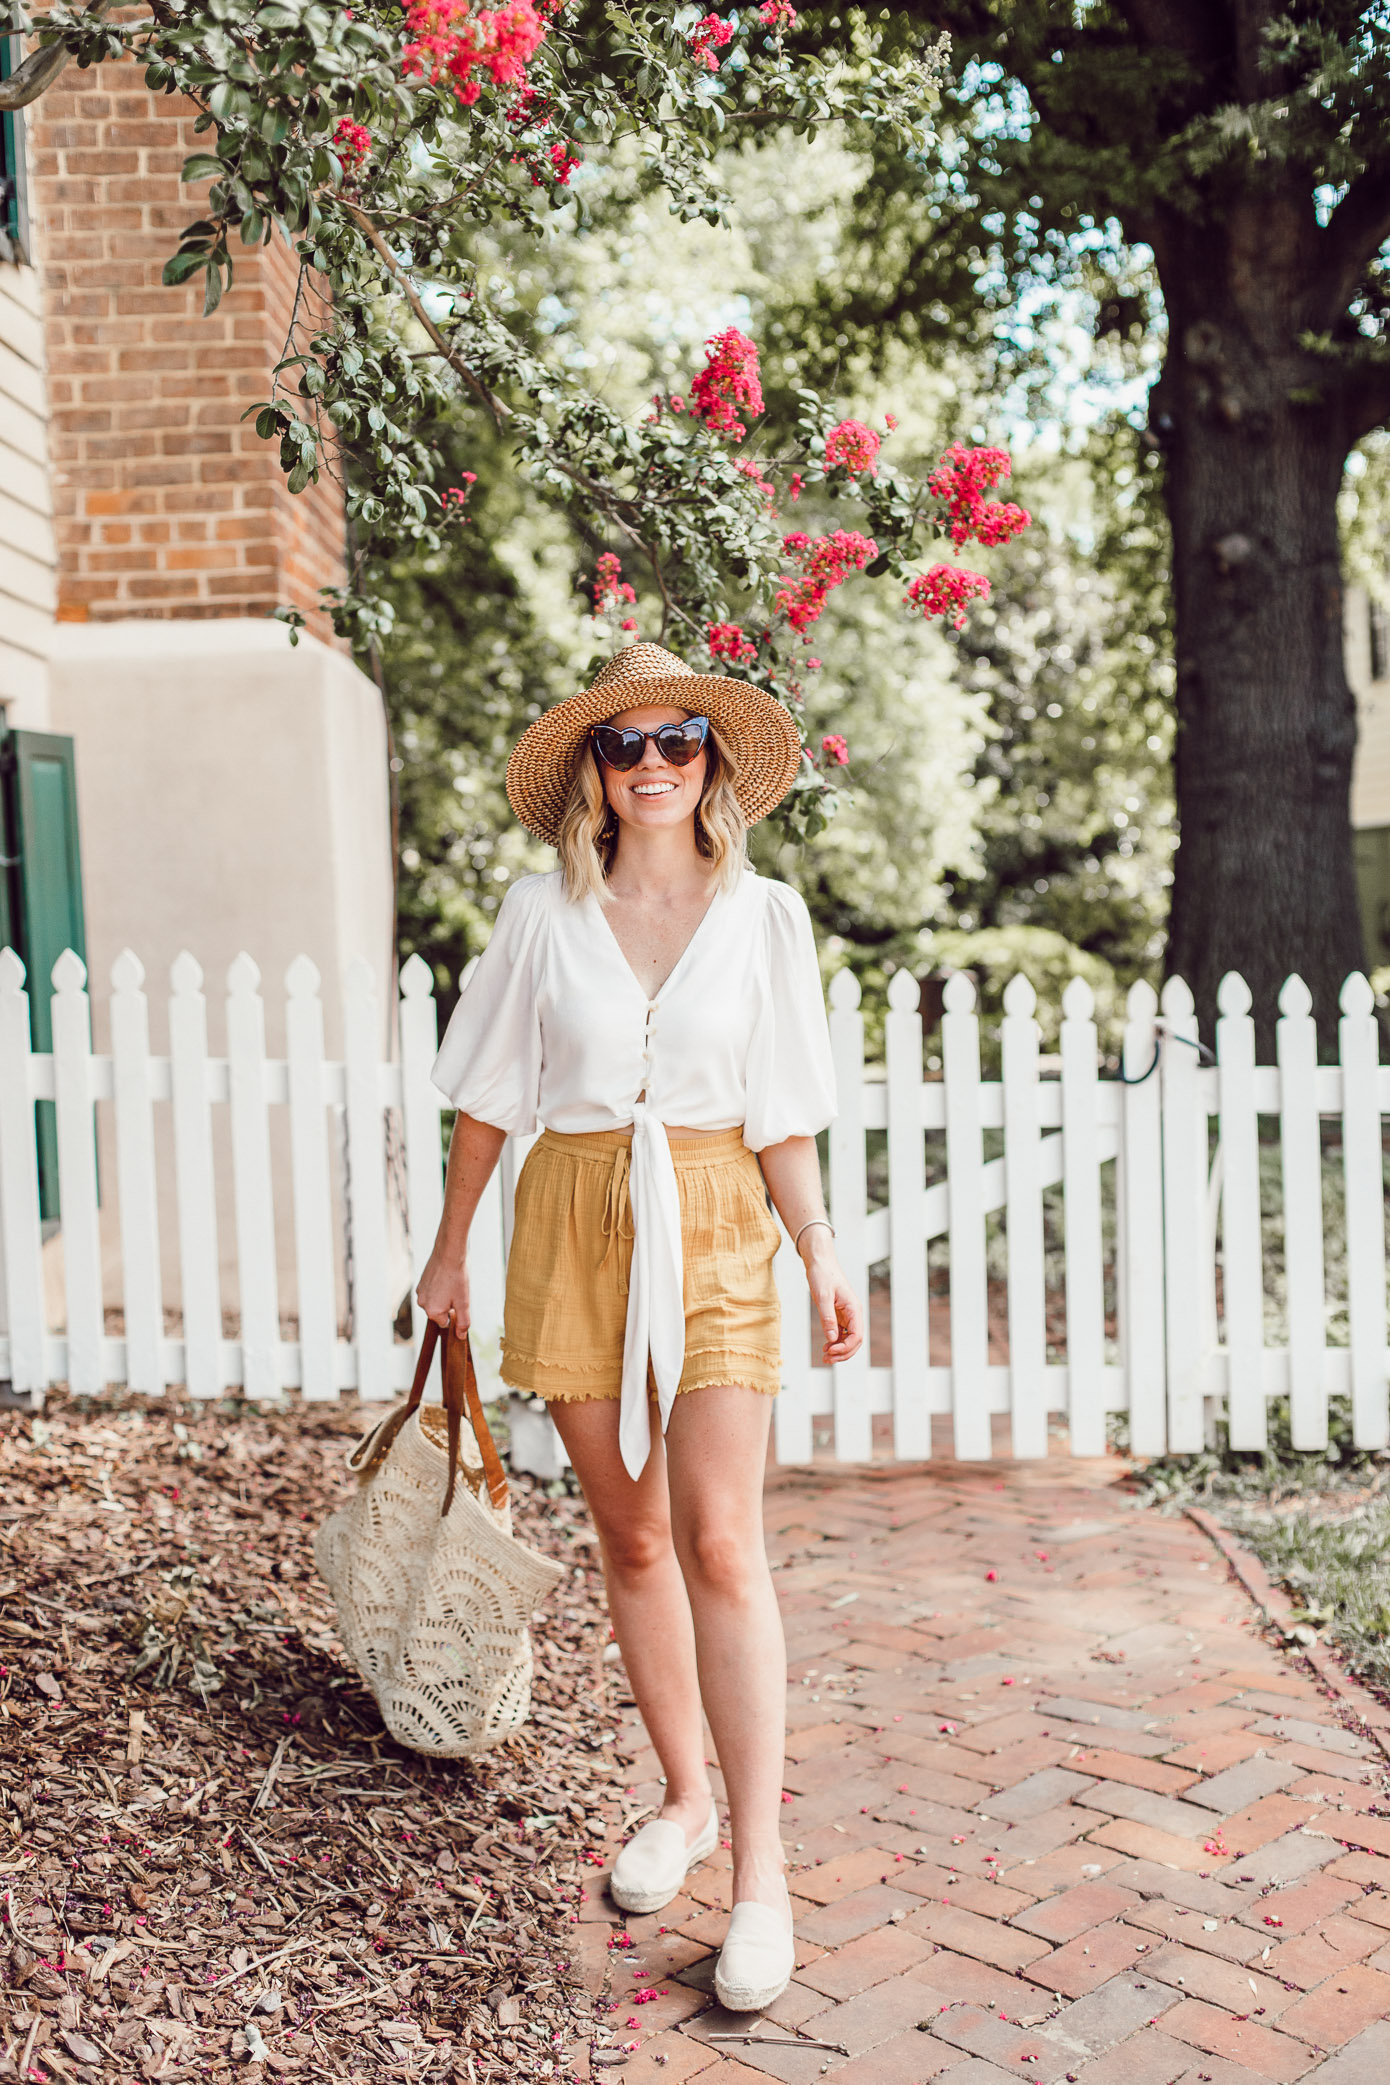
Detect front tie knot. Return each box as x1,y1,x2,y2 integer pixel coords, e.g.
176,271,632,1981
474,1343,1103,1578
598,1141,633,1273
617,1108,687,1480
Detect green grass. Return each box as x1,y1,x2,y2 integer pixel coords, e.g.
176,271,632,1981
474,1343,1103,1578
1130,1396,1390,1696
1225,1498,1390,1695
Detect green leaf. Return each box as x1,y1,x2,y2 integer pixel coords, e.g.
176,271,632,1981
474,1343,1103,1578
162,250,207,286
180,154,226,185
202,261,224,317
286,460,311,495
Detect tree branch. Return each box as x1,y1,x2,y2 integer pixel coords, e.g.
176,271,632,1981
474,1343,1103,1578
343,202,511,429
0,0,113,111
339,200,701,624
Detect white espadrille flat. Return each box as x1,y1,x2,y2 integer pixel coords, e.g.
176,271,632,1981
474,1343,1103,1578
609,1800,719,1915
713,1899,796,2013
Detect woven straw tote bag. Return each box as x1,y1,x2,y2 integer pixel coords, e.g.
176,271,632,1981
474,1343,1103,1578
315,1319,565,1758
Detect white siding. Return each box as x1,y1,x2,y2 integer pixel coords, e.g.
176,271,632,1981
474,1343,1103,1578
0,245,55,729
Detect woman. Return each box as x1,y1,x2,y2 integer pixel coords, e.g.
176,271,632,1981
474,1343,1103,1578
416,641,863,2012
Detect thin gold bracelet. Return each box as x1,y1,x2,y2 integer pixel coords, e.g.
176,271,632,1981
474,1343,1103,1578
793,1218,835,1251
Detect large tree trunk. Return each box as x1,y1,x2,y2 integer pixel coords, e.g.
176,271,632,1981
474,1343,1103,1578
1153,214,1367,1053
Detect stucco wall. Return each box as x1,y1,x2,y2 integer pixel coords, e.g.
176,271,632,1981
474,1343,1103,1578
46,617,394,1054
45,616,397,1315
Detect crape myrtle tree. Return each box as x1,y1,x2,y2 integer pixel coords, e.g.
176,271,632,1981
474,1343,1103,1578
796,0,1390,1040
3,0,1038,839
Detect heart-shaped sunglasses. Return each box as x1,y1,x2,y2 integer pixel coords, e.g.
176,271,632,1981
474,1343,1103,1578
590,716,710,772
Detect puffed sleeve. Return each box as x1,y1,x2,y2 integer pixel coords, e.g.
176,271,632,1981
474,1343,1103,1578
742,879,837,1150
429,874,547,1134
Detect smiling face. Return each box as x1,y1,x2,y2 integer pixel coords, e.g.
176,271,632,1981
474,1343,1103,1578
597,704,709,834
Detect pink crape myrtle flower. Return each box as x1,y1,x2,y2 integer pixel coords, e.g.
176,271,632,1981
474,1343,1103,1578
332,118,372,170
688,12,734,70
591,551,636,614
402,0,549,108
546,139,579,184
734,457,777,509
928,442,1031,549
775,529,877,631
505,83,550,126
441,472,477,520
824,418,881,476
822,734,849,765
759,0,798,26
707,622,757,664
689,328,764,441
906,563,991,630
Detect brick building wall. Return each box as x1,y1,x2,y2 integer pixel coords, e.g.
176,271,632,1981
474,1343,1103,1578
30,61,346,641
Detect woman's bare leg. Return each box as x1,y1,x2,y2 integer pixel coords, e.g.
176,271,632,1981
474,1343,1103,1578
663,1385,788,1915
549,1397,713,1841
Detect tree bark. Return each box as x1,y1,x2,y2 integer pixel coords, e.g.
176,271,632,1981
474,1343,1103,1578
1151,203,1367,1052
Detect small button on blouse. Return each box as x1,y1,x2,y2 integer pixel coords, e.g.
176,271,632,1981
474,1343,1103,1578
431,866,835,1474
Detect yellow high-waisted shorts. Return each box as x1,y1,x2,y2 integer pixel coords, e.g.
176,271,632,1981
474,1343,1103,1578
499,1125,783,1403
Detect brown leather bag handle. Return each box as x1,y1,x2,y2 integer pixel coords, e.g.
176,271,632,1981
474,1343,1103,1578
357,1318,509,1518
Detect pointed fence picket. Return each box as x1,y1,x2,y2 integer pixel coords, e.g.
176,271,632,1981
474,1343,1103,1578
0,951,45,1394
1001,974,1046,1460
169,953,221,1400
1119,981,1166,1456
226,955,279,1403
886,968,930,1458
828,969,872,1461
942,972,990,1460
343,956,392,1402
1160,976,1207,1453
51,951,103,1396
110,951,164,1396
1340,973,1389,1450
0,945,1386,1467
1061,978,1107,1458
1215,972,1265,1450
285,955,338,1402
1278,976,1329,1452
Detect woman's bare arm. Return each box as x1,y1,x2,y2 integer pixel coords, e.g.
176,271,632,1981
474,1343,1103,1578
756,1134,863,1366
414,1113,508,1336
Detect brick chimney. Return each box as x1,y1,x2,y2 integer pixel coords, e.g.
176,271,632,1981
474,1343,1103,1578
30,60,346,642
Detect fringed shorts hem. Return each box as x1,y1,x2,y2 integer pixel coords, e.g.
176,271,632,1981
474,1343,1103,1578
500,1124,783,1408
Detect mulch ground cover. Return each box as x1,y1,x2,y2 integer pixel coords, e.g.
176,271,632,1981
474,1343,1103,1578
0,1392,628,2084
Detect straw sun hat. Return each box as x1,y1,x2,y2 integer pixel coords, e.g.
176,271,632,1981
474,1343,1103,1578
505,641,803,849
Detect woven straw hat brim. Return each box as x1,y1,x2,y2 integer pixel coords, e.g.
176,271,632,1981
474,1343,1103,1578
506,645,803,849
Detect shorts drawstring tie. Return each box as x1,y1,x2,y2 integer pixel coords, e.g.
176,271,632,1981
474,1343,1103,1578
598,1143,633,1273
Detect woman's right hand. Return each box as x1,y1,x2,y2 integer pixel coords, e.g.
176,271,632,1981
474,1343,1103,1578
416,1251,471,1337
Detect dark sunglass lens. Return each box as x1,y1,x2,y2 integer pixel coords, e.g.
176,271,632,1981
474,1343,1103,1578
656,720,708,765
594,727,644,769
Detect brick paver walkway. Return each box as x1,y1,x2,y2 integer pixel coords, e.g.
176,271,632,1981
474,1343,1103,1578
570,1454,1390,2085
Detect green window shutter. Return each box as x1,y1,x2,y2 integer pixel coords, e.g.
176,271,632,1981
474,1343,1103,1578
0,728,88,1220
1,37,24,256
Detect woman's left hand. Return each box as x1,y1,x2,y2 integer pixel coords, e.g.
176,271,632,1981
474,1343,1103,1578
800,1233,864,1364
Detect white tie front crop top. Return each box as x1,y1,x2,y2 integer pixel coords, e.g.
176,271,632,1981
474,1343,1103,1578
430,866,836,1474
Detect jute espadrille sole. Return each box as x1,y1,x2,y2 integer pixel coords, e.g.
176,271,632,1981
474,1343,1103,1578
609,1801,719,1915
713,1899,796,2012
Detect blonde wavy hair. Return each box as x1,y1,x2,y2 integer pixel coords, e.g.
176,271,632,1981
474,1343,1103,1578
556,716,748,904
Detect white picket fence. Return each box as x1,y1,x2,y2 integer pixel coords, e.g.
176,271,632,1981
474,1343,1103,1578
1,943,1387,1462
